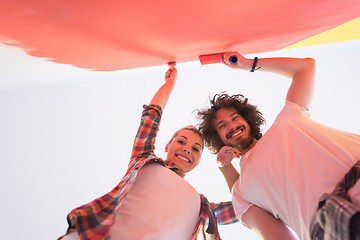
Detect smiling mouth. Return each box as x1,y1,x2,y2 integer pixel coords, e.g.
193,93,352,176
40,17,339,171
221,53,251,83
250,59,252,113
227,126,245,140
175,154,191,163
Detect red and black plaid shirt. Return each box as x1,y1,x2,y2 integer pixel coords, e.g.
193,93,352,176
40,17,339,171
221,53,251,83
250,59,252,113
58,105,238,240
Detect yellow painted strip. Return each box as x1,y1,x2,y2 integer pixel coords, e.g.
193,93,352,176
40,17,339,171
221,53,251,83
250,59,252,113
285,17,360,49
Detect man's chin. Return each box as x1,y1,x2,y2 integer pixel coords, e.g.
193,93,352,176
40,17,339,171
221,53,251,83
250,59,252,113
235,137,254,151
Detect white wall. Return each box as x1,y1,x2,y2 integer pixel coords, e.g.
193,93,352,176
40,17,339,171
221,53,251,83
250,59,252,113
0,40,360,239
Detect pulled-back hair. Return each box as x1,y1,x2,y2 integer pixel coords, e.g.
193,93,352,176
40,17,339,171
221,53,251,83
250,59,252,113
168,125,204,150
196,92,265,154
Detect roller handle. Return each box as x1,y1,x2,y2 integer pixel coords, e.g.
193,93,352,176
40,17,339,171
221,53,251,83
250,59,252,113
168,61,176,67
199,53,238,65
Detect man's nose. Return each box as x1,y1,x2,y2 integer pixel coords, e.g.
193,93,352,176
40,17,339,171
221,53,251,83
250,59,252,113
229,122,237,131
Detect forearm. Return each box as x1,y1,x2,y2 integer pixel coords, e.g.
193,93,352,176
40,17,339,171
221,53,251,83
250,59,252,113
149,66,177,109
149,80,176,109
223,52,316,110
218,164,240,192
256,57,316,109
254,57,315,78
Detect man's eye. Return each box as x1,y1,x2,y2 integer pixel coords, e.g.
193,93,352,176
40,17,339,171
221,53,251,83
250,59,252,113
232,116,239,121
218,125,224,129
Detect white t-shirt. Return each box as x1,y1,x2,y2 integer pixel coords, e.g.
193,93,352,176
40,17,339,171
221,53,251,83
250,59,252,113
111,162,201,240
232,101,360,240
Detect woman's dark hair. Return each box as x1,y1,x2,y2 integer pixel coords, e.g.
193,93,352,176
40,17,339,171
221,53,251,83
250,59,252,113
196,92,265,154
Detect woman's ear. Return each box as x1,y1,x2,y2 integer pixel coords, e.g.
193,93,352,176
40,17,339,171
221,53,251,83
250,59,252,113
165,143,169,152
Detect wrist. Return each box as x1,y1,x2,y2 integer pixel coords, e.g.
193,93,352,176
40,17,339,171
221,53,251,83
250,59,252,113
218,162,232,169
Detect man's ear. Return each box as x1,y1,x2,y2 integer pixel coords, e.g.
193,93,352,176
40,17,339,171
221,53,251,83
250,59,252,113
165,143,169,152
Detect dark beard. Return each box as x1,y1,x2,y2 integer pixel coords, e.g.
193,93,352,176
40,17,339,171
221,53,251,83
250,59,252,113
235,135,255,151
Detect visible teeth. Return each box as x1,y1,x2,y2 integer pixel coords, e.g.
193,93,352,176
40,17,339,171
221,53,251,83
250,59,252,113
177,154,190,163
233,129,243,137
230,127,244,138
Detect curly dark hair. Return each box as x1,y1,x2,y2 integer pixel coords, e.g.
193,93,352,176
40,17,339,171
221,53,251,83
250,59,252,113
196,92,265,154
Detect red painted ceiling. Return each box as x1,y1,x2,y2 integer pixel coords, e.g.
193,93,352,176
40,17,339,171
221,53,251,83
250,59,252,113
1,0,359,70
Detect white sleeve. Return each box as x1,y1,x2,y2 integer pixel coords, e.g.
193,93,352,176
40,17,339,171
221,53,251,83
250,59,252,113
231,178,253,220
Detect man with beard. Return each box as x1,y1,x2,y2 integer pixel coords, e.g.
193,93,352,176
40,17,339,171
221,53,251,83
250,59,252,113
196,51,360,240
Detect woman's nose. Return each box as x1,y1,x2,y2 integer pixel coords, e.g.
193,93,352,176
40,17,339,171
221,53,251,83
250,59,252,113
183,148,190,154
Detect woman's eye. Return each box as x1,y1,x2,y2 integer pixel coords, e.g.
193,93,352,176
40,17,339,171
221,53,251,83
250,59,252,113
193,147,200,152
177,140,185,144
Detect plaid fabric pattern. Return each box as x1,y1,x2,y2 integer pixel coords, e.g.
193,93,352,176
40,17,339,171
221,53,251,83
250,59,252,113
192,195,239,240
310,161,360,240
59,105,238,240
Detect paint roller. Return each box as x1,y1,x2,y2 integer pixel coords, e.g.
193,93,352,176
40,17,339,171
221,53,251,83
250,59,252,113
168,61,176,67
199,53,238,65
